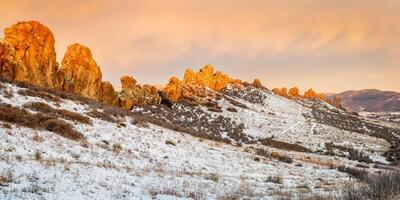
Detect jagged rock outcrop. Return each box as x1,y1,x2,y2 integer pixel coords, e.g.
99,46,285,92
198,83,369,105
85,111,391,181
163,77,183,102
272,87,288,97
288,87,300,97
119,75,161,109
303,88,327,101
182,65,234,91
164,65,244,102
58,44,103,100
251,78,262,88
3,21,59,88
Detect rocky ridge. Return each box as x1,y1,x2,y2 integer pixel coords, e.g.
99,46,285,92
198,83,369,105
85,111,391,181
0,20,341,111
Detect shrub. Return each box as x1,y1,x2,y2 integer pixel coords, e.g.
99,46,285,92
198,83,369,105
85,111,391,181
23,102,91,124
343,172,400,200
113,143,122,154
205,173,220,182
271,152,280,158
42,119,83,140
34,150,42,161
87,110,119,123
0,103,84,141
0,169,13,186
337,165,368,180
165,140,176,146
267,175,283,184
255,148,270,158
278,154,294,164
17,89,61,102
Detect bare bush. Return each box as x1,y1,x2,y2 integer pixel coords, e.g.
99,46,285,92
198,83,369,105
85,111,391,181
278,154,294,164
18,89,61,102
87,110,119,123
337,165,368,180
267,175,283,184
343,172,400,200
23,102,91,124
0,103,83,141
42,119,83,140
0,169,13,186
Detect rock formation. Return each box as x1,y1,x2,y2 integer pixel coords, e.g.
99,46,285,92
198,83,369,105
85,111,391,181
0,40,20,81
164,65,244,102
288,87,300,97
100,81,119,106
251,78,262,88
163,77,183,102
272,87,288,97
303,88,327,101
58,44,103,100
119,75,161,109
3,21,59,88
182,65,233,91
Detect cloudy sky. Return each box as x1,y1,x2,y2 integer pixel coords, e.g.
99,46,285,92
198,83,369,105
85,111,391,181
1,0,399,92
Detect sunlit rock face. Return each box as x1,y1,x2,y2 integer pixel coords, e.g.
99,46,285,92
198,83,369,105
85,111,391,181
58,44,103,100
100,81,119,106
163,77,183,102
164,65,244,102
3,21,59,88
303,88,327,101
288,87,300,97
251,78,263,88
0,40,20,81
119,75,161,109
272,87,288,97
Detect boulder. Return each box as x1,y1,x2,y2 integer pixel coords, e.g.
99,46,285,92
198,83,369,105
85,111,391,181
4,21,59,88
58,44,102,100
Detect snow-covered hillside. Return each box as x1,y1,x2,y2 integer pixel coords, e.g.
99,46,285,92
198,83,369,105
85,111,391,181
1,81,399,199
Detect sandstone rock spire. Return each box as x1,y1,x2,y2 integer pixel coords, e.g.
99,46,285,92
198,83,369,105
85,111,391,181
3,21,59,88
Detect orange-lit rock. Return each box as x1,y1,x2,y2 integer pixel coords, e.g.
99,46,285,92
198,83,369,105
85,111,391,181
58,44,102,100
0,40,19,81
272,87,288,97
303,88,327,101
214,71,231,91
100,81,119,106
119,75,161,109
288,87,300,97
121,75,137,91
182,65,235,91
163,77,183,102
252,78,262,88
4,21,59,88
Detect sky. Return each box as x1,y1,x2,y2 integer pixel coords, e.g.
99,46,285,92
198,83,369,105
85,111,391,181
1,0,399,93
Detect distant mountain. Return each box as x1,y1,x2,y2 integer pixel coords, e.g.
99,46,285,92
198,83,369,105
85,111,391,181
332,89,400,112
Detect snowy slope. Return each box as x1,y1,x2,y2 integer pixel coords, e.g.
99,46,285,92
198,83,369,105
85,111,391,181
0,81,399,199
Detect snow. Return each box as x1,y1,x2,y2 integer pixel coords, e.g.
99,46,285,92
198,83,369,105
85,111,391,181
0,82,396,199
